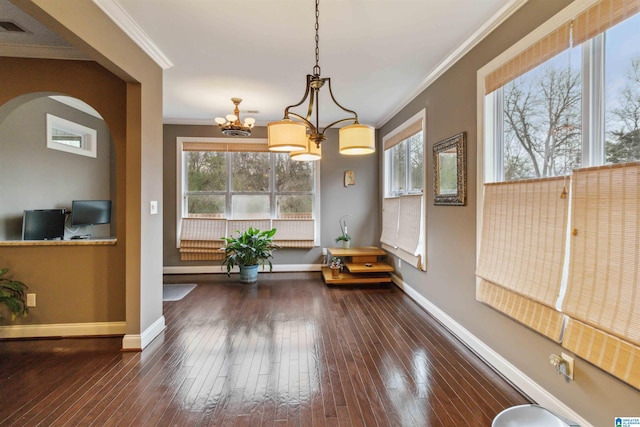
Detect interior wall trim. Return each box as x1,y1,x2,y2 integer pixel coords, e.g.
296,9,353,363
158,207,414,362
390,274,593,427
0,321,125,339
163,264,324,275
122,315,166,351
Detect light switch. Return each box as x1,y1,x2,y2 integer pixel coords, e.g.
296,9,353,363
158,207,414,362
150,200,158,215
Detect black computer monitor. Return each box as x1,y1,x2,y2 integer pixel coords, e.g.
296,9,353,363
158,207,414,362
22,209,66,240
71,200,112,226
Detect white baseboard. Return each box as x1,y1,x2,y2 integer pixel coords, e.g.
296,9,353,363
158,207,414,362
163,264,323,275
391,274,592,427
122,315,165,351
0,321,126,339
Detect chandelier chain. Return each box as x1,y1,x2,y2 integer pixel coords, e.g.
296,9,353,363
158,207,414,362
314,0,320,75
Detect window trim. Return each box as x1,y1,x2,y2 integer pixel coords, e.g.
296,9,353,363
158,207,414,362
175,137,321,247
381,109,427,271
477,0,605,257
46,113,97,158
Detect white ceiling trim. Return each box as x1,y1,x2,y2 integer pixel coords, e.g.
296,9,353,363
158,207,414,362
0,43,89,60
375,0,529,128
92,0,173,70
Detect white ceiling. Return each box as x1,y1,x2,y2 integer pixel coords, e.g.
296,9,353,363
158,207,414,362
2,0,526,128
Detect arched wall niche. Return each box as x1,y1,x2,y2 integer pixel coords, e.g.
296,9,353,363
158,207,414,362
0,92,116,240
0,56,128,327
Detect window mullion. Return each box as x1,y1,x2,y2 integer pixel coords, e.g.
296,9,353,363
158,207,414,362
494,88,504,182
584,35,605,167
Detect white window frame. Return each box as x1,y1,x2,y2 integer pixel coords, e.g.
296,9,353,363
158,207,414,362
381,109,427,270
175,137,321,246
46,113,97,158
477,0,613,255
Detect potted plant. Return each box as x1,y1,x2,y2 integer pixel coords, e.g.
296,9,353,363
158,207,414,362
0,268,28,321
221,227,279,283
335,215,351,248
329,257,342,278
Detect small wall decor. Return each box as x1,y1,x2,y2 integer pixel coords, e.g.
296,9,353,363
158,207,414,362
344,170,355,187
433,132,466,206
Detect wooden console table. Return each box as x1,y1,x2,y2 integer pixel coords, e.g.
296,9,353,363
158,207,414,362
322,246,393,285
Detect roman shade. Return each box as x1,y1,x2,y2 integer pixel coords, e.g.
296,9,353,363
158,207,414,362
272,219,315,248
380,195,425,271
485,0,640,94
561,162,640,389
476,177,568,341
179,218,226,261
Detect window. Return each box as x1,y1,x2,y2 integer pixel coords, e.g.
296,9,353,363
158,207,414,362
477,0,640,390
176,137,319,246
381,110,426,271
46,114,97,158
484,9,640,182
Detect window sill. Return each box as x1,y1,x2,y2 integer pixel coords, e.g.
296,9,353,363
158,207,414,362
0,239,117,247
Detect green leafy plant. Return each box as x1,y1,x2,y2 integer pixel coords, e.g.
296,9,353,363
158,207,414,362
221,227,279,276
0,268,29,321
330,257,342,270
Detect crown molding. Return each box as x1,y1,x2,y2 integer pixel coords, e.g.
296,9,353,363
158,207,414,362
376,0,528,128
92,0,173,70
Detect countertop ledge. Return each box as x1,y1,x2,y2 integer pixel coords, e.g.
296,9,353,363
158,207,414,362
0,239,117,247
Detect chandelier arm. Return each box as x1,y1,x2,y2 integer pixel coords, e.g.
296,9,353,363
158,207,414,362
320,117,359,134
287,112,317,133
282,75,314,119
325,78,360,123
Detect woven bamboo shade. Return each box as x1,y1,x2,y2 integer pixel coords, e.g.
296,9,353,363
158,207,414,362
477,177,568,308
484,22,571,94
563,163,640,345
397,195,423,255
380,197,400,247
227,220,271,236
383,120,423,150
485,0,640,94
182,141,269,152
477,279,564,341
272,219,315,248
573,0,640,45
563,318,640,390
179,218,226,261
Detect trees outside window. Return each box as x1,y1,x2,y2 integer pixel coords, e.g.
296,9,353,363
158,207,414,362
492,13,640,182
183,149,316,219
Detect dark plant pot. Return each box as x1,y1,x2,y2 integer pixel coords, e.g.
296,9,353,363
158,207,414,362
239,265,259,283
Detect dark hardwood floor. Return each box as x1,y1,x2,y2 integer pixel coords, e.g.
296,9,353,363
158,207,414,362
0,272,530,426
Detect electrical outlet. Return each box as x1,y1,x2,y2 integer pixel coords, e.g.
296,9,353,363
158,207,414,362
150,200,158,215
398,258,402,269
322,247,327,256
561,352,574,380
27,293,36,307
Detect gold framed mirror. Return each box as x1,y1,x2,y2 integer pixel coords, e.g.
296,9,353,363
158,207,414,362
433,132,466,206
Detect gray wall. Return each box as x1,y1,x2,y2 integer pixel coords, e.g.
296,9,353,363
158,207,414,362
0,95,113,240
163,124,378,267
379,1,639,426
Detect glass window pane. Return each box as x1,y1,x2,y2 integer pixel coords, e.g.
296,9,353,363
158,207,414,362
275,153,313,192
408,132,424,192
276,195,313,219
186,152,226,192
187,194,225,217
231,194,270,219
231,152,270,192
391,141,407,194
605,14,640,164
502,46,582,180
